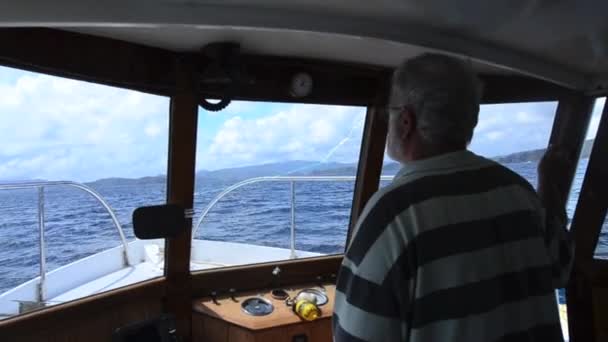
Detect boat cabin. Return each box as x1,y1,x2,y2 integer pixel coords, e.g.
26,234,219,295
0,1,607,341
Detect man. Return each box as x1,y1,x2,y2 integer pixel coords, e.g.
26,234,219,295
333,53,573,342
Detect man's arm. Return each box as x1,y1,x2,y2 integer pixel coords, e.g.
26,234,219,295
537,147,575,288
333,194,407,342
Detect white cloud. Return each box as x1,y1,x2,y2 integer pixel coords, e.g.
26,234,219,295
469,102,557,157
515,110,544,124
0,70,169,181
471,98,604,158
3,64,598,181
310,119,336,144
485,131,505,141
199,100,567,170
198,104,366,170
144,122,162,137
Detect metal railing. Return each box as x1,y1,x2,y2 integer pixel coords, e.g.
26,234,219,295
193,176,394,258
0,181,129,302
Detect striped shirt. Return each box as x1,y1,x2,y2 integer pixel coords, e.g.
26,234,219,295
333,150,573,342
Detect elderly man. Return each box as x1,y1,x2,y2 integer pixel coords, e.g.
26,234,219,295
333,54,572,342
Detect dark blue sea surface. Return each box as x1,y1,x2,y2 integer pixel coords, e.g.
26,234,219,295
0,160,605,298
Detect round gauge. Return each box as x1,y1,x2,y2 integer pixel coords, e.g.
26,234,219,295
241,297,274,316
297,288,328,306
271,288,289,300
290,72,313,98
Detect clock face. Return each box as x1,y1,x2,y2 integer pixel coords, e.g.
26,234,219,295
290,72,313,98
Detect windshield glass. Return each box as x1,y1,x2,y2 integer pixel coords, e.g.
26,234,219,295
0,66,169,319
190,102,367,270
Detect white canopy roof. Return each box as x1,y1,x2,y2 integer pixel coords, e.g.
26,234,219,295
1,0,606,91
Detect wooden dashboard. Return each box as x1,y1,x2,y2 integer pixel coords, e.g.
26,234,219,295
192,284,335,342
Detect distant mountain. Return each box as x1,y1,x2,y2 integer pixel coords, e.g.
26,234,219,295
0,179,46,184
196,160,353,181
493,139,594,164
87,175,166,187
304,161,400,176
382,162,401,175
83,139,596,186
294,139,597,177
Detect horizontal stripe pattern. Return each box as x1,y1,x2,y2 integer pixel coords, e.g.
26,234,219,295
410,210,543,267
414,237,551,297
333,315,368,342
334,151,570,342
347,164,536,265
348,186,542,284
411,266,554,328
335,264,400,316
496,323,564,342
333,291,404,342
410,294,561,342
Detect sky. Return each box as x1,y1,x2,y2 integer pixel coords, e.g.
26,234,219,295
0,65,605,182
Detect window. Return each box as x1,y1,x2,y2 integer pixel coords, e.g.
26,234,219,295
581,98,607,260
191,102,366,271
0,67,169,320
597,215,608,260
469,101,557,180
381,101,558,181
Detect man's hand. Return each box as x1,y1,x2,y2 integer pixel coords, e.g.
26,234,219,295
537,145,571,220
537,145,575,287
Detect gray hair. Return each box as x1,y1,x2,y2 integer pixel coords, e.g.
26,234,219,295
391,53,482,145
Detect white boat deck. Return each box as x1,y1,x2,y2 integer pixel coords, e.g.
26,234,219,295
0,239,321,318
0,238,570,341
51,262,163,303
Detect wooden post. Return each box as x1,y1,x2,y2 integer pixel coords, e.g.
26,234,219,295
165,57,199,342
567,98,608,342
545,93,594,342
346,103,388,248
547,93,595,197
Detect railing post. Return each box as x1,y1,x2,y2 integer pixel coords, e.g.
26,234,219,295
37,186,46,303
290,181,296,259
0,181,129,284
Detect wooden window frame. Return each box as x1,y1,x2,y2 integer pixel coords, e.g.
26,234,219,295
2,26,603,342
566,98,608,342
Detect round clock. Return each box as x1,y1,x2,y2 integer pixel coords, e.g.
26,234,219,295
290,72,313,98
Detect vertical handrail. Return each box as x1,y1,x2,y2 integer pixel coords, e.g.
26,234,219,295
290,181,296,259
193,176,394,255
37,187,47,302
0,181,130,277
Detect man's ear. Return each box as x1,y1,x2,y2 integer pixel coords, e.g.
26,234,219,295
400,108,416,139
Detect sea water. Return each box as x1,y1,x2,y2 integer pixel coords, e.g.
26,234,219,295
0,160,605,299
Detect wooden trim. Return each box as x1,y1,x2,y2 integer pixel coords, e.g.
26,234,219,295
570,98,608,260
191,256,343,297
567,98,608,342
200,70,570,107
589,259,608,285
346,104,389,247
192,284,336,330
0,28,176,96
0,277,165,338
547,93,595,206
199,55,389,107
546,93,594,342
0,28,572,106
165,57,199,342
480,75,571,104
